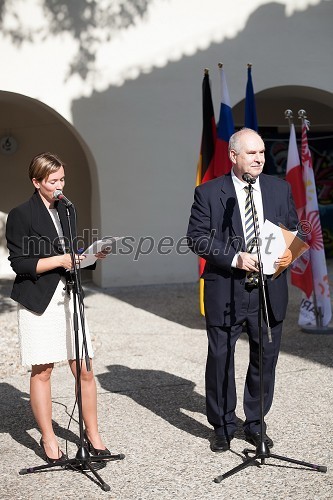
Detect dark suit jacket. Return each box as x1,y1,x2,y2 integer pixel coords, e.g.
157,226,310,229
187,173,299,326
6,191,92,314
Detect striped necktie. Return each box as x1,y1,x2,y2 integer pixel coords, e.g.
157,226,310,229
244,185,260,285
244,185,259,252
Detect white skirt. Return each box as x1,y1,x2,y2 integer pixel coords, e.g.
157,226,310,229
18,278,94,366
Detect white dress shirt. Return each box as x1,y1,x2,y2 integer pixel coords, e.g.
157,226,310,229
231,169,264,268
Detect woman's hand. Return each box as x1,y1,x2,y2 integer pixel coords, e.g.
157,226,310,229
58,253,86,270
36,253,85,274
95,248,112,260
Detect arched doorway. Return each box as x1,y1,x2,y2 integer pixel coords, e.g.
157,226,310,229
233,85,333,257
0,91,100,278
233,85,333,131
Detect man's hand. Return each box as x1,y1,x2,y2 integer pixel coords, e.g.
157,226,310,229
275,248,292,268
236,252,258,271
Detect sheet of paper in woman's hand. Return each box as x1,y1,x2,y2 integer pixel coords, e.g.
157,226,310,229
80,236,124,267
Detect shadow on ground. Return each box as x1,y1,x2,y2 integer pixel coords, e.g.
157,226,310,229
2,277,333,369
97,365,247,444
0,382,79,462
88,281,333,368
87,281,207,330
97,365,210,439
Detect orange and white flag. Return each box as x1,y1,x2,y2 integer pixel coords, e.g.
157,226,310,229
298,119,331,326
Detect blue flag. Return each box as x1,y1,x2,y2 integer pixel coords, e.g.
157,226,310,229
245,65,258,131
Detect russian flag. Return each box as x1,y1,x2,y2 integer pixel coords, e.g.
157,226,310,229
245,64,258,131
213,64,234,177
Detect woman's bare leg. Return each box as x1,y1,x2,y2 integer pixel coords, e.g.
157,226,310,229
68,359,106,450
30,363,61,459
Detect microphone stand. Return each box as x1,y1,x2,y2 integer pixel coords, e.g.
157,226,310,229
214,177,327,483
19,200,124,492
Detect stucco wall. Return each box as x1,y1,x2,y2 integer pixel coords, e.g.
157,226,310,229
0,0,332,286
73,0,333,286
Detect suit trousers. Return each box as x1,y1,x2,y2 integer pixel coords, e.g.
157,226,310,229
205,285,283,438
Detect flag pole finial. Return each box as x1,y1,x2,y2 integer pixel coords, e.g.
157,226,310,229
298,109,307,119
218,62,223,69
298,109,310,129
284,109,293,125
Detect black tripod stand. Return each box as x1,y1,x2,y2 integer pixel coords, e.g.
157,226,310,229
19,200,124,492
214,175,327,483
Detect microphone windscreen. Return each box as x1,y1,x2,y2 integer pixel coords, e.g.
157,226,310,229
242,173,256,184
53,189,63,199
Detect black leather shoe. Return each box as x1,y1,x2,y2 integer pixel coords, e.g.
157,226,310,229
244,431,274,449
210,435,232,453
84,431,111,456
40,438,68,464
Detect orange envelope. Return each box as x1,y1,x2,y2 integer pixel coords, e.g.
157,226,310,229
272,224,310,279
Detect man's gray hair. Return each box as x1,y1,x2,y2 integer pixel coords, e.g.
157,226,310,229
228,128,263,154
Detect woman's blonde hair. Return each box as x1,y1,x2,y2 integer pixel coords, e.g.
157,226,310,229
29,152,65,182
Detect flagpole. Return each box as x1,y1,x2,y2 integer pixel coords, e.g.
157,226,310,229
298,109,333,334
196,67,217,316
284,110,314,327
284,108,293,127
298,109,322,328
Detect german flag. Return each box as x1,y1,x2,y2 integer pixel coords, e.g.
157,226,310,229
196,69,217,186
196,69,217,314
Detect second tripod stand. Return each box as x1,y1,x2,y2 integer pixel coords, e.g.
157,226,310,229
214,177,327,483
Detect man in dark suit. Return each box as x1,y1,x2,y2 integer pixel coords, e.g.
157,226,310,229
187,128,298,452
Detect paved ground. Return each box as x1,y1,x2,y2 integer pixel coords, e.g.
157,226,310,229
1,269,333,499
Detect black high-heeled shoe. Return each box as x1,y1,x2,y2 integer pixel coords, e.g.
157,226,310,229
40,438,67,464
83,431,111,456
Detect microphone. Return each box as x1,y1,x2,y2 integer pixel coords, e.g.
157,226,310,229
242,173,257,184
53,189,73,207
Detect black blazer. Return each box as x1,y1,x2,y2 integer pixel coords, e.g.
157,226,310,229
6,191,92,314
187,173,299,326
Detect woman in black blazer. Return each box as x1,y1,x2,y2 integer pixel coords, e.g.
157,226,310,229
6,152,110,463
